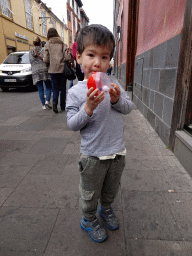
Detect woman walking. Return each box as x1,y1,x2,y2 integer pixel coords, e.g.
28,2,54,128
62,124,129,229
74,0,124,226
29,36,52,110
43,28,67,113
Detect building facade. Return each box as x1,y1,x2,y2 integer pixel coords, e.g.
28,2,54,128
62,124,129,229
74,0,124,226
0,0,68,63
65,0,89,48
114,0,192,175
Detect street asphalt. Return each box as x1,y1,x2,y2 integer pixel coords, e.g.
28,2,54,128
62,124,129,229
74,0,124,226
0,79,192,256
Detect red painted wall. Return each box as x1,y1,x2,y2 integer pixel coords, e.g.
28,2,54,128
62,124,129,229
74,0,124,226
136,0,186,56
117,0,129,65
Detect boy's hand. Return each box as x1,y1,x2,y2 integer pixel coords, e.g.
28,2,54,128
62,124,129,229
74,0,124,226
109,83,121,104
84,88,105,117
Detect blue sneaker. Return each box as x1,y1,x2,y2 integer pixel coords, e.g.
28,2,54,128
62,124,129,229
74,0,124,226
80,217,107,243
99,206,119,230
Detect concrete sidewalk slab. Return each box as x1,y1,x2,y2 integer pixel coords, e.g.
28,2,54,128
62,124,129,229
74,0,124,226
1,83,192,255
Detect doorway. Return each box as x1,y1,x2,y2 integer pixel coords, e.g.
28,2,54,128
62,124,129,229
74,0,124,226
126,0,139,91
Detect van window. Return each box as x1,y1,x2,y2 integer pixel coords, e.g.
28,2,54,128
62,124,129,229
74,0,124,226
3,53,30,64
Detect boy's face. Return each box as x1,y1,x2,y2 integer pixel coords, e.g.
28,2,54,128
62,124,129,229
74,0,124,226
76,44,111,79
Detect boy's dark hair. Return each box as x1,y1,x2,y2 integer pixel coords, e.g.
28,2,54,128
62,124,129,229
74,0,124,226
77,24,115,59
47,28,59,40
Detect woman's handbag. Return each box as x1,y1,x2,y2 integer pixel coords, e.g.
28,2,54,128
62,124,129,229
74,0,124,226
63,61,76,80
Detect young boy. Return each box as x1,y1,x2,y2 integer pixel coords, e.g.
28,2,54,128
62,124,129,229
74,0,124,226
66,24,133,243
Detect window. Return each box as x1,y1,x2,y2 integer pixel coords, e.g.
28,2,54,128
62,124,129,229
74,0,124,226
41,10,47,37
61,27,64,41
3,52,30,64
67,10,71,22
52,19,56,29
69,30,72,43
24,0,33,30
0,0,12,18
72,0,74,8
73,18,75,31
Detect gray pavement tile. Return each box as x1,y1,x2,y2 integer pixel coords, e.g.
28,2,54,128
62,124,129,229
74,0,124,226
0,250,42,256
0,188,14,206
141,156,164,171
0,152,40,166
125,156,143,170
62,142,80,154
27,138,69,155
164,166,192,192
0,165,31,188
125,239,192,256
122,191,182,240
0,126,13,137
3,175,78,208
68,131,81,142
0,131,44,141
40,130,73,139
44,208,126,256
164,193,192,241
158,155,185,170
29,154,69,175
15,115,54,131
1,116,31,126
63,153,80,168
0,207,59,253
0,140,36,154
152,143,174,156
121,169,173,192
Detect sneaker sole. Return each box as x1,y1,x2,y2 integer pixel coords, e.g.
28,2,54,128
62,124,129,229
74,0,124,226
98,211,119,230
80,222,107,243
45,104,52,109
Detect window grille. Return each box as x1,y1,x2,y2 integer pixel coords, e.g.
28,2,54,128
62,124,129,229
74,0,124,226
52,19,56,29
24,0,33,30
61,27,64,41
0,0,12,18
41,10,47,37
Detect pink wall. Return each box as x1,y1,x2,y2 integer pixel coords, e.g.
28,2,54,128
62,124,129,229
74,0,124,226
136,0,186,56
117,0,129,65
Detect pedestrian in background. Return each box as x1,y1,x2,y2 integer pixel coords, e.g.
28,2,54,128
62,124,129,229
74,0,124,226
29,36,52,110
64,48,75,88
72,29,84,82
41,41,47,99
43,28,66,113
66,24,133,243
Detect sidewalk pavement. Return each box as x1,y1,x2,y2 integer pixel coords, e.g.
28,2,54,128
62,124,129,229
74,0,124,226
1,81,192,256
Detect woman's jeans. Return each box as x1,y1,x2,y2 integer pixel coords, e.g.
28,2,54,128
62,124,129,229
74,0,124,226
36,80,52,106
69,80,73,88
50,73,66,110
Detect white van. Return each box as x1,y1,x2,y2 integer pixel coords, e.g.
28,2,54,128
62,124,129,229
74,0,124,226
0,51,34,91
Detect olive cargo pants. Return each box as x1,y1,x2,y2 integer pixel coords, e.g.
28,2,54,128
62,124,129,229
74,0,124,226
78,154,125,221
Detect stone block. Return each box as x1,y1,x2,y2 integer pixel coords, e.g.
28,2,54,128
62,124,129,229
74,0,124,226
142,87,149,107
153,41,167,68
147,108,156,128
150,69,160,91
149,90,155,111
165,34,181,67
155,117,170,146
134,59,144,85
154,92,164,118
142,69,150,87
162,96,174,127
159,69,177,98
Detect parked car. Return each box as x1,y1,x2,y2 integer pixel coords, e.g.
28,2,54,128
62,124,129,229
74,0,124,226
0,51,34,91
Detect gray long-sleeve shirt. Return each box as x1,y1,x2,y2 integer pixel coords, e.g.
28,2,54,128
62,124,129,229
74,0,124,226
66,79,133,157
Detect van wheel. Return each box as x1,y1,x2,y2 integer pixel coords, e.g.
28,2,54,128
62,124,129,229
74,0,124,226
1,87,9,92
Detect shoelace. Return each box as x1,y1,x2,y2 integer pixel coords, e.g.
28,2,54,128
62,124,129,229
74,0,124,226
104,208,115,219
91,218,100,231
